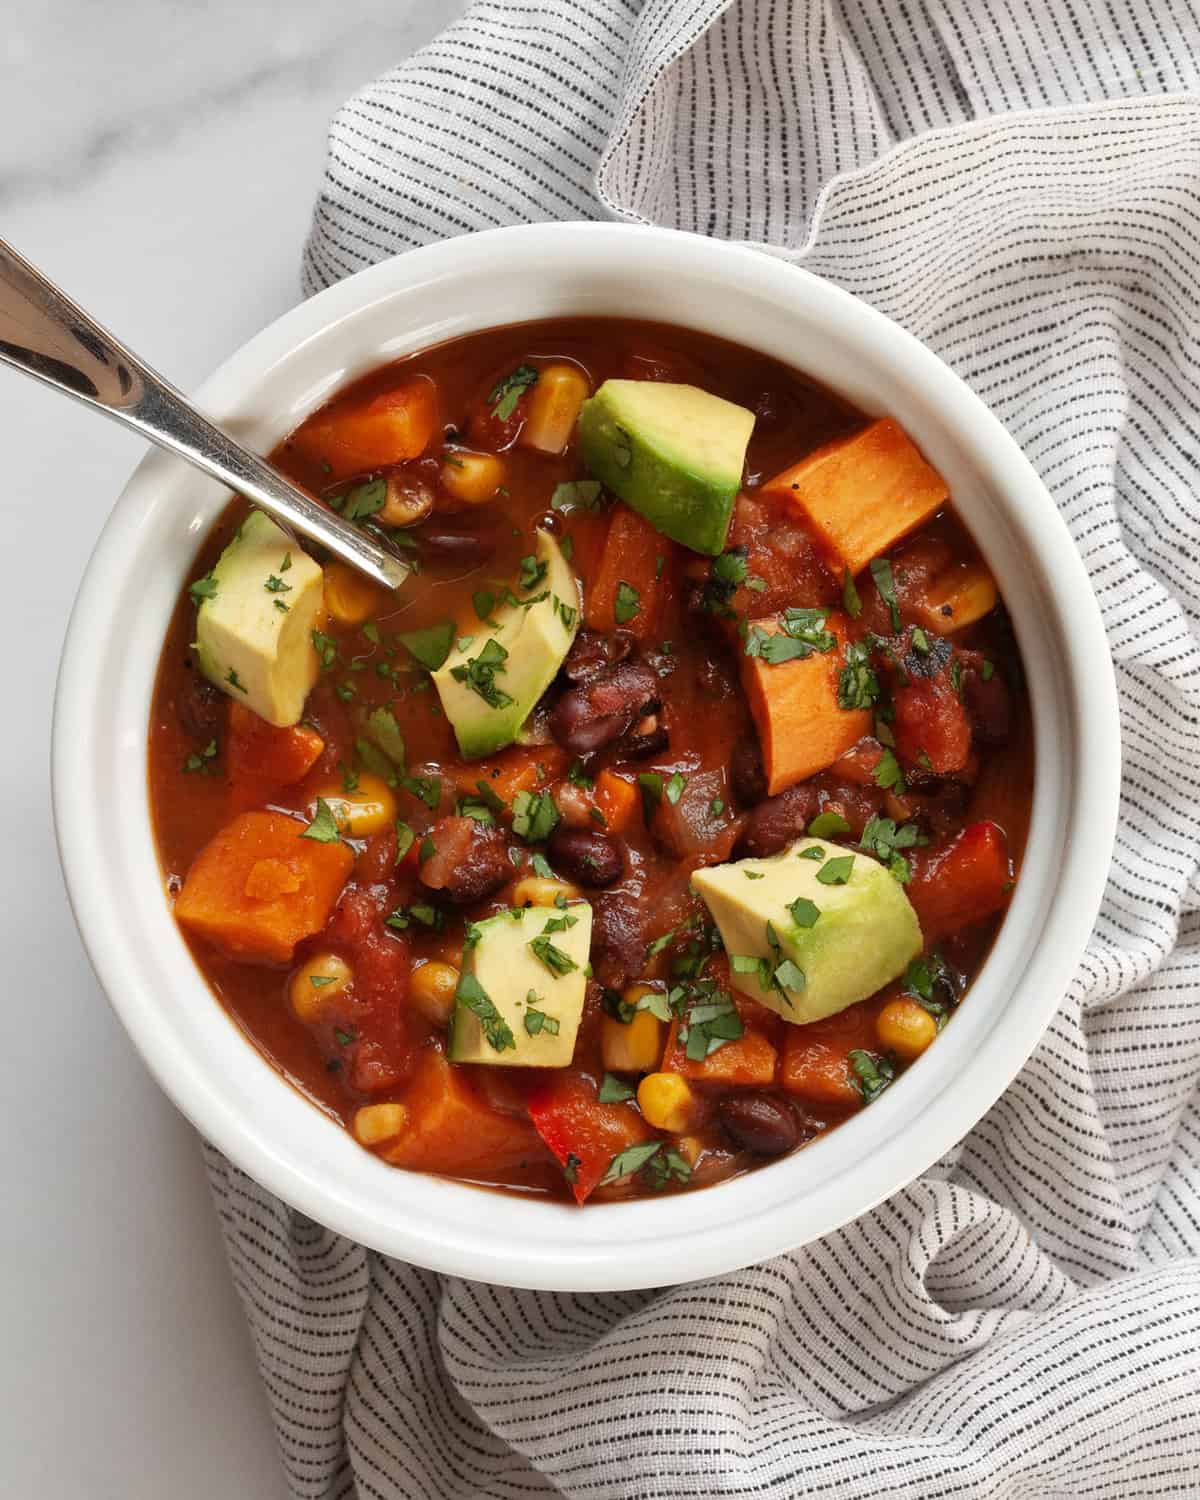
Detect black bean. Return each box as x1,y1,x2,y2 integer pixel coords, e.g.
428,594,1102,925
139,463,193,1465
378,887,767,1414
729,737,767,806
619,716,669,758
589,893,646,988
177,666,225,743
548,827,623,888
735,784,818,858
717,1093,802,1156
562,630,635,684
419,817,512,905
549,660,660,755
418,526,496,569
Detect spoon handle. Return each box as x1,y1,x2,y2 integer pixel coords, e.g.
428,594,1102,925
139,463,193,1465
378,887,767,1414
0,238,408,590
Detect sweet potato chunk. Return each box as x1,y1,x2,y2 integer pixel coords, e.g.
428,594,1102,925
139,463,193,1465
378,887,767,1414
780,1001,877,1107
661,1016,779,1087
291,377,439,480
382,1051,544,1176
584,503,669,641
910,561,998,634
763,419,947,577
227,702,324,805
175,811,352,964
739,611,870,795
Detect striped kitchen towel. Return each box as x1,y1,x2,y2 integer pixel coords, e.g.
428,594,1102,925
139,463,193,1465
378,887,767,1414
206,1,1200,1495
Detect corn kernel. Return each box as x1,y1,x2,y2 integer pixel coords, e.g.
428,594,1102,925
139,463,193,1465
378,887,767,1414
876,997,938,1060
410,960,460,1026
323,560,385,628
637,1072,695,1133
602,1008,665,1073
440,450,505,504
510,874,581,907
312,772,397,836
353,1103,409,1146
289,952,354,1022
521,363,591,455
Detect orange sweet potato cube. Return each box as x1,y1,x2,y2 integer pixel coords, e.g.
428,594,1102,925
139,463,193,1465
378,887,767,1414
661,1016,779,1087
780,1001,877,1107
382,1051,544,1175
175,811,352,964
594,770,639,834
739,611,870,795
290,377,439,480
762,418,947,577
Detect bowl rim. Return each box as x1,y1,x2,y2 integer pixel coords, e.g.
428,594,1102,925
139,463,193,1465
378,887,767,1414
52,222,1120,1290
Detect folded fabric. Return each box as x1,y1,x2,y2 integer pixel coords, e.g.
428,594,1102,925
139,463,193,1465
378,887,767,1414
209,2,1200,1494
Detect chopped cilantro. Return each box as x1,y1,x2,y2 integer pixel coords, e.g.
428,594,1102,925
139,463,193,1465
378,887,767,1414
614,581,641,624
342,478,387,523
600,1141,664,1186
849,1049,895,1103
808,811,851,838
981,659,995,682
524,997,560,1037
512,789,559,842
311,629,339,670
816,854,855,885
870,557,902,633
529,934,577,977
842,567,862,619
873,748,906,794
182,738,219,775
563,1153,581,1185
394,820,415,864
489,364,538,422
598,1073,636,1103
187,573,218,606
301,798,341,843
225,667,248,694
788,897,820,929
399,774,442,810
665,772,687,806
567,761,594,790
264,573,292,596
309,974,337,989
455,972,515,1052
859,815,925,883
472,589,497,623
361,706,406,768
911,627,931,655
838,638,881,709
450,637,513,709
398,620,455,671
643,1146,693,1189
799,845,825,861
518,554,549,593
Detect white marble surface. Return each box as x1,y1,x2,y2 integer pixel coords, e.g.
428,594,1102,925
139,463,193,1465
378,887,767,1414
0,3,457,1493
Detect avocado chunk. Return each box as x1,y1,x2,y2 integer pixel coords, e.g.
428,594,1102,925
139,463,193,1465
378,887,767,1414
577,380,755,555
692,837,921,1024
431,528,580,759
448,901,593,1067
195,511,324,727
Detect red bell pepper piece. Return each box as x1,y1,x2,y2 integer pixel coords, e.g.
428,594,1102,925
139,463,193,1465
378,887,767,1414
528,1071,654,1204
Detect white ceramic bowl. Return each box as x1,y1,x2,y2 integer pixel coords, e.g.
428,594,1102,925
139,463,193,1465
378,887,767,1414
53,222,1119,1290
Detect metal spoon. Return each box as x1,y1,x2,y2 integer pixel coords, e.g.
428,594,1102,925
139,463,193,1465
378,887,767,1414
0,237,409,590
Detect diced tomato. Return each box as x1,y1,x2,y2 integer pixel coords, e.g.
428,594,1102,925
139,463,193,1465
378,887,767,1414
726,492,838,616
892,673,972,774
829,737,886,787
528,1071,654,1203
226,702,324,806
906,821,1012,942
323,886,417,1089
780,1001,877,1107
